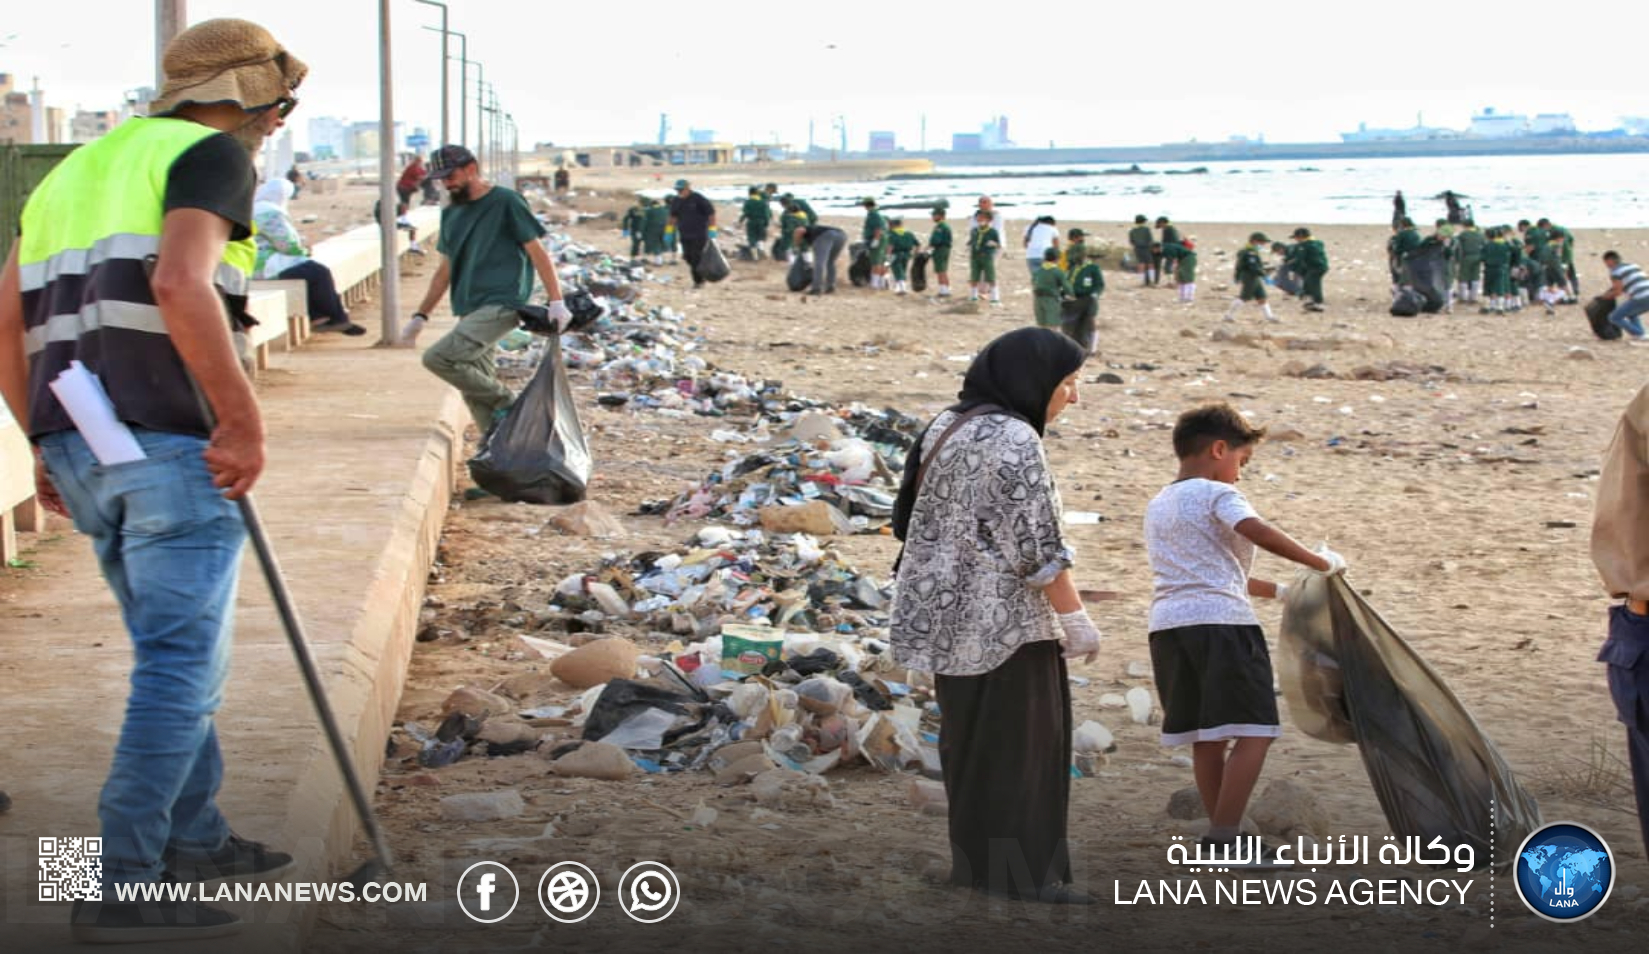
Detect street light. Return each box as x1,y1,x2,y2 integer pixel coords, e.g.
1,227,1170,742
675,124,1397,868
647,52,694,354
461,59,484,171
412,0,448,147
420,23,466,148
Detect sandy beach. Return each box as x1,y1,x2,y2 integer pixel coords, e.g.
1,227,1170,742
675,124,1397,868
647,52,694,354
289,177,1649,951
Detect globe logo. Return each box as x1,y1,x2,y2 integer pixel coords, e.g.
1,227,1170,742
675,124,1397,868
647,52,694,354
545,871,589,912
1513,821,1614,922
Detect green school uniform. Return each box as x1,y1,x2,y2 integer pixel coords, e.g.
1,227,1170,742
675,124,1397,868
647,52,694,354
887,228,920,280
622,204,645,257
1234,244,1267,301
1481,238,1511,294
1128,224,1153,259
740,196,771,249
793,198,818,226
1070,260,1104,298
1455,227,1485,282
777,209,807,258
863,209,888,265
1031,262,1071,327
1294,238,1328,304
928,221,953,273
642,203,669,254
1175,250,1197,284
969,226,1000,283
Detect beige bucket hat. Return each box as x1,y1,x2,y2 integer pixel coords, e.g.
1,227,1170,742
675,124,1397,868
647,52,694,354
148,19,307,117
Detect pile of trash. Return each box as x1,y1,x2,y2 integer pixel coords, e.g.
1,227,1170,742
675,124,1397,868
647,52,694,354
552,524,892,638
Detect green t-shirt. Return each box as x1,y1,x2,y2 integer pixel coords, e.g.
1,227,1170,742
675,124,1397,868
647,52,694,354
928,221,953,249
438,186,546,316
741,197,771,226
863,209,887,242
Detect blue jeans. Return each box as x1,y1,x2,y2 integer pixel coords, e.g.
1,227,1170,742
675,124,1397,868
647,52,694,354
38,428,246,890
1608,296,1649,338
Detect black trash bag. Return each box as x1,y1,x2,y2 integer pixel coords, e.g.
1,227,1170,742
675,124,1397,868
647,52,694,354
1278,573,1541,868
1273,265,1302,296
696,241,731,283
1585,295,1624,340
786,254,813,292
1389,287,1424,317
911,251,930,292
580,678,701,744
516,290,604,336
467,335,592,504
771,238,789,262
1404,241,1450,313
848,242,872,287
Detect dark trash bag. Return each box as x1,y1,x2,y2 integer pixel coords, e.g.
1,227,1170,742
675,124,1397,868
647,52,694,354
580,678,703,744
1585,296,1624,340
1278,573,1541,868
468,335,592,504
911,251,930,292
771,238,787,261
787,254,813,292
1273,266,1302,296
1404,242,1450,313
1389,287,1424,317
696,241,731,283
848,242,872,287
517,290,604,336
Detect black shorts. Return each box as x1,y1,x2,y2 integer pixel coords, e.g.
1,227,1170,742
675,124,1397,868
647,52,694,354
1148,623,1280,746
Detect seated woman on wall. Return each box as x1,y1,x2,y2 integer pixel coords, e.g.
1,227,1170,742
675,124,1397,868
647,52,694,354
253,179,366,335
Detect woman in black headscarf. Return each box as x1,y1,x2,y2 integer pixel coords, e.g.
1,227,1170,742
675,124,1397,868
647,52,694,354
890,327,1103,904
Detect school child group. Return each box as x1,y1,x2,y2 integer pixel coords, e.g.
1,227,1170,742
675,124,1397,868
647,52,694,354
1389,215,1580,315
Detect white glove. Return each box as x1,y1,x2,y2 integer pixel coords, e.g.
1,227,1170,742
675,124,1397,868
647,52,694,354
1057,610,1101,664
1314,544,1347,576
545,300,572,329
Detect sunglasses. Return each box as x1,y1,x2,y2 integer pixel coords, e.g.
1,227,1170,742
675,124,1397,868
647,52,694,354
252,96,299,119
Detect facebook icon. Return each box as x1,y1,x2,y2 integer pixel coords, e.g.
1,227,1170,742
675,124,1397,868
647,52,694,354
457,862,518,924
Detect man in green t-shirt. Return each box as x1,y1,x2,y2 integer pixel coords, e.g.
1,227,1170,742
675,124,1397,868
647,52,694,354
401,145,569,434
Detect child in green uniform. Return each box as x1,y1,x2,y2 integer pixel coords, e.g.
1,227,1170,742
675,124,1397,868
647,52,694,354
1129,214,1156,284
1480,227,1513,314
1066,233,1104,354
641,197,669,264
1223,232,1277,323
738,187,771,260
1176,238,1198,302
862,198,889,290
1289,227,1330,312
968,208,1001,303
1454,220,1484,304
927,208,954,298
622,198,645,260
776,201,807,263
1032,247,1071,328
887,218,920,295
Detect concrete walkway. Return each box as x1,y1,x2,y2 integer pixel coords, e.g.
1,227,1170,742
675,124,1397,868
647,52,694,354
0,322,466,950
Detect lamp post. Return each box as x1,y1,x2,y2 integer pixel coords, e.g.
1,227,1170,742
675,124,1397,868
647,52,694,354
155,0,186,92
421,24,466,148
412,0,447,147
462,59,484,172
376,0,400,342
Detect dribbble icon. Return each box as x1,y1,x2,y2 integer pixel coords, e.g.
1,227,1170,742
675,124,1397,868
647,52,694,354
1513,821,1614,923
618,861,680,923
456,861,520,924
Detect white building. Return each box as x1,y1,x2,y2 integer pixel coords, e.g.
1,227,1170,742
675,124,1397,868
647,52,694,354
1469,108,1528,138
308,115,348,159
1529,113,1576,135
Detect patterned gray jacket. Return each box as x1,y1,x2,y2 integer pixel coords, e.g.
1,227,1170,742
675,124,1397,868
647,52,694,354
890,410,1073,676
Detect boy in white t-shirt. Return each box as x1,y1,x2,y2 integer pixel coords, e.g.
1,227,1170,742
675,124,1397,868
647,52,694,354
1144,403,1345,868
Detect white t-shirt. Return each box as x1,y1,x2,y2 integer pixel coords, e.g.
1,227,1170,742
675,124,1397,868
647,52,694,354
1024,221,1059,262
1145,478,1261,631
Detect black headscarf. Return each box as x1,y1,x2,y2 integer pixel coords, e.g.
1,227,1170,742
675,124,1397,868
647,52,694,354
892,328,1085,540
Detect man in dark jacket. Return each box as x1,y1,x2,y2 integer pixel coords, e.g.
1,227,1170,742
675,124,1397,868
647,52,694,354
667,178,717,288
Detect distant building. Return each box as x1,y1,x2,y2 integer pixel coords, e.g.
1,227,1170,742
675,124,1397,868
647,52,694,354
71,109,120,143
309,116,348,159
868,130,895,152
952,133,983,151
348,122,380,160
980,115,1011,150
688,128,716,145
0,73,35,144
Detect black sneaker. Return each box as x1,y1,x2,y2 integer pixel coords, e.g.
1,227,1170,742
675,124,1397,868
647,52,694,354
70,894,241,944
164,833,296,884
313,318,368,336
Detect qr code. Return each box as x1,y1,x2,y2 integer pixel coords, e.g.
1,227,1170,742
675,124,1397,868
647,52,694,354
40,837,102,901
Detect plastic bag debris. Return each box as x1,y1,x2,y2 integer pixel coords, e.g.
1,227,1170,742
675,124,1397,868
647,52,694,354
469,335,592,504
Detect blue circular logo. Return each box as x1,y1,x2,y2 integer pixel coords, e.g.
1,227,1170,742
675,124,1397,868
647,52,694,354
1513,821,1614,922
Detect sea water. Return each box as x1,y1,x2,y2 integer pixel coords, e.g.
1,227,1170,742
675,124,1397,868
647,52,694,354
701,153,1649,228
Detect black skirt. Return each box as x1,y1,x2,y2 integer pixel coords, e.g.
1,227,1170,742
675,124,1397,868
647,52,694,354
935,639,1072,897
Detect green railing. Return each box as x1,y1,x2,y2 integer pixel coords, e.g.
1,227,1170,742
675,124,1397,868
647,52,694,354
0,143,78,264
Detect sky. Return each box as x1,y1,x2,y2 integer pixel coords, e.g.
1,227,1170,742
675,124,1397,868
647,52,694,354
5,2,1649,154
